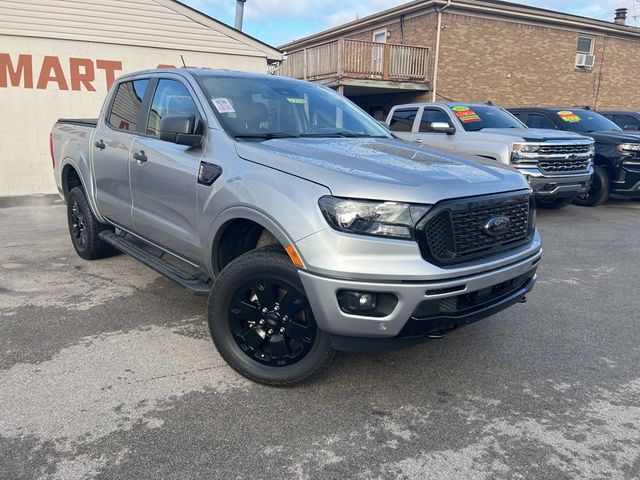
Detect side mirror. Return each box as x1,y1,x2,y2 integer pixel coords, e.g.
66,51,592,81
623,124,638,131
159,115,202,147
430,122,455,135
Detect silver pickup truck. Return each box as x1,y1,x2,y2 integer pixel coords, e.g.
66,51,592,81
51,69,541,385
387,103,595,209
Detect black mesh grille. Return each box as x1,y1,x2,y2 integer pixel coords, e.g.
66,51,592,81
538,158,590,173
419,193,533,265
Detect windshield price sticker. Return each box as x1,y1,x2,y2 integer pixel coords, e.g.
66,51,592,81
211,98,236,114
452,106,481,123
557,110,581,123
287,97,306,104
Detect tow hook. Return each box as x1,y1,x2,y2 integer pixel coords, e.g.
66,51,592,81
518,295,527,304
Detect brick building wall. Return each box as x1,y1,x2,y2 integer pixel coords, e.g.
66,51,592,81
315,9,640,117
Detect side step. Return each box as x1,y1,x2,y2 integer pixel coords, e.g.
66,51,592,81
99,230,212,296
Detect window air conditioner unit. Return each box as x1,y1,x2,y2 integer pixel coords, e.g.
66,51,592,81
576,53,595,68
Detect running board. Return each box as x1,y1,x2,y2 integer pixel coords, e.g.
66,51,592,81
99,231,212,296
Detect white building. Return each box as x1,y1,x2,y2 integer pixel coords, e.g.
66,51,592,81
0,0,282,197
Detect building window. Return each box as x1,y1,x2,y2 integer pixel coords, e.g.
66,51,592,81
577,36,593,54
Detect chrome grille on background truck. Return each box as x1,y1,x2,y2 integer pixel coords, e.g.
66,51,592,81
417,193,533,266
537,144,591,155
538,158,591,173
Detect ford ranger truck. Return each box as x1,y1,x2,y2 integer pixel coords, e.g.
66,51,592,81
51,69,541,385
387,103,595,210
510,107,640,205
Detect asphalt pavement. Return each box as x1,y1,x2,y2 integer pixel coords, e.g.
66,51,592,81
1,196,639,480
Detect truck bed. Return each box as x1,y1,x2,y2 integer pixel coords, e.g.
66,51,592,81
56,118,98,128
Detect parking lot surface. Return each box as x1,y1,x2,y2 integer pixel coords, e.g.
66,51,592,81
1,198,639,480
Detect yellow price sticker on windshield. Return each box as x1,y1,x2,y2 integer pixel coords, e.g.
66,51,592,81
557,111,581,123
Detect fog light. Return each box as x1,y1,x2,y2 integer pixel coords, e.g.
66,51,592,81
337,290,378,313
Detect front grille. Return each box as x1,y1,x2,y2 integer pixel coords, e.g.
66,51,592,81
538,158,590,174
537,144,591,155
418,193,533,266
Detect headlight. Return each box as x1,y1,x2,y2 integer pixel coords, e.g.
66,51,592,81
617,143,640,152
318,196,430,240
513,143,539,154
588,142,596,156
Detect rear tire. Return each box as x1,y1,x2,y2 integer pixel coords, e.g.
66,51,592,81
67,187,115,260
208,248,335,386
573,166,610,207
536,197,574,210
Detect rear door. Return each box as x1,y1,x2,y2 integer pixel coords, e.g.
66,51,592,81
129,76,205,262
93,78,150,228
412,107,457,151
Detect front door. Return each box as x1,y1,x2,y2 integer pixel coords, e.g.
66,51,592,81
372,29,387,73
129,77,204,262
412,107,458,151
93,79,150,228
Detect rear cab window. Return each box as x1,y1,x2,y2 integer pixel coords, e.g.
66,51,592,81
389,108,418,132
107,79,150,132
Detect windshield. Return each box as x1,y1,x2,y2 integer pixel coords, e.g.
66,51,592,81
449,105,524,131
196,74,390,140
551,109,621,133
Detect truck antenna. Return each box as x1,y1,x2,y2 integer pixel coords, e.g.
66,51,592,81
180,55,187,68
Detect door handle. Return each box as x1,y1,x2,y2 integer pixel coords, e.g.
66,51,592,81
133,150,148,163
94,139,106,150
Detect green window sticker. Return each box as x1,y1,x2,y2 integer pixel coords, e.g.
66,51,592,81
287,98,306,104
452,106,481,123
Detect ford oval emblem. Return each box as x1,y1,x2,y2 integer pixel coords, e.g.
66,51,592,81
483,216,511,237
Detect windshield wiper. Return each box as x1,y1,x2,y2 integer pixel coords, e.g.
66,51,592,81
233,133,300,140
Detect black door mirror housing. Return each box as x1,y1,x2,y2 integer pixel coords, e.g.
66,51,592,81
159,115,202,147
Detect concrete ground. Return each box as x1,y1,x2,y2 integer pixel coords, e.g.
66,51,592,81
1,197,639,480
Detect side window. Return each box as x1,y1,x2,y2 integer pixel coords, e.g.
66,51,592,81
147,79,200,138
613,115,639,129
389,108,418,132
419,108,452,132
108,79,149,131
526,113,557,130
510,111,524,121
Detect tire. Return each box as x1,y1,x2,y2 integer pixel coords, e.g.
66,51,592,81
573,166,610,207
66,186,115,260
208,248,335,386
536,196,574,210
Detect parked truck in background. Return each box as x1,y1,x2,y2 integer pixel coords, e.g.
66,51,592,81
386,103,595,210
598,111,640,131
51,69,541,385
509,107,640,205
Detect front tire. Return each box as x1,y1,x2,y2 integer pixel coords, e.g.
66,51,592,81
208,249,335,386
573,166,610,207
536,197,574,210
66,187,115,260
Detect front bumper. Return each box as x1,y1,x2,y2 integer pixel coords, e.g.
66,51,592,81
518,166,593,198
298,247,542,340
611,157,640,196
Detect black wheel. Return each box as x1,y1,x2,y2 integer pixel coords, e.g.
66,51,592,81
536,197,574,210
208,248,335,386
67,187,115,260
573,166,610,207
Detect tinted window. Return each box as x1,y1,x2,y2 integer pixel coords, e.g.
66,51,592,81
108,79,149,131
551,109,621,133
449,105,523,131
526,113,557,130
147,79,200,137
613,115,640,130
577,36,593,54
197,75,389,139
389,109,418,132
419,108,452,132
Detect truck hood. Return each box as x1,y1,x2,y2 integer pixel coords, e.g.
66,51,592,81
479,128,589,142
586,130,640,145
235,138,529,204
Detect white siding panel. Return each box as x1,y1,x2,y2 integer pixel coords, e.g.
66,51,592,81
0,0,264,57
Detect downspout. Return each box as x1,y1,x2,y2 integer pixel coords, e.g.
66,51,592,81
431,0,452,102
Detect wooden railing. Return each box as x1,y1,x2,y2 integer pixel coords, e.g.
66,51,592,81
272,39,431,82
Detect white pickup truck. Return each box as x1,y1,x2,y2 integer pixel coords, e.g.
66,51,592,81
387,103,595,209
